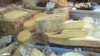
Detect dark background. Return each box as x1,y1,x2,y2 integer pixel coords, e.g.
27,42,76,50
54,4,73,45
0,0,20,4
0,0,100,6
0,0,100,4
68,0,100,4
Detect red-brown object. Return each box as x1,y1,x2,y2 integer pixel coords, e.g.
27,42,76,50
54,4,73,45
37,0,49,7
0,0,20,4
